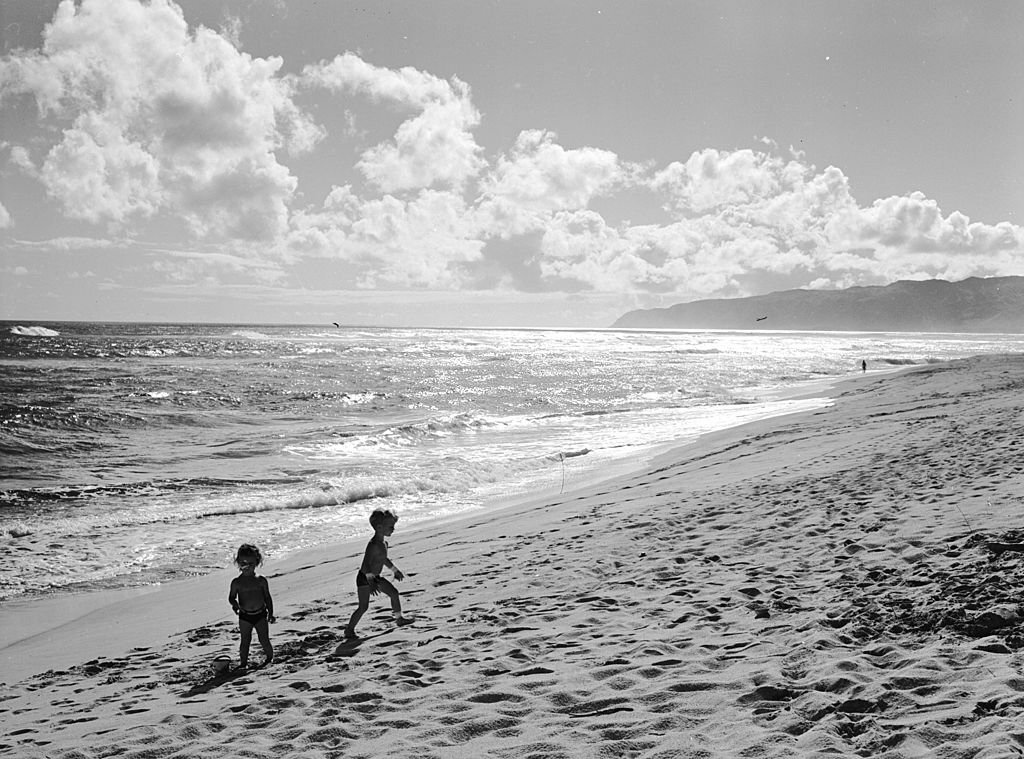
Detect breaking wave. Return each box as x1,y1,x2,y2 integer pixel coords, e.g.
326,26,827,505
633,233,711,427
10,326,59,337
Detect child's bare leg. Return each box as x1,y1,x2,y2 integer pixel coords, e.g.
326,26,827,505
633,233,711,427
376,578,405,619
254,618,273,664
345,586,371,636
238,620,254,667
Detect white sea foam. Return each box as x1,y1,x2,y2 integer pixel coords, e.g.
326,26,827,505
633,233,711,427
230,330,270,340
10,325,59,337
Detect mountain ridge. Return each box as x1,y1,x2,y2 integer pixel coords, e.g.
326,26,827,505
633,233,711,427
612,276,1024,333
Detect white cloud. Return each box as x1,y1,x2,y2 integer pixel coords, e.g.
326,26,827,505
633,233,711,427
477,130,626,237
0,0,318,239
280,138,1023,298
524,150,856,295
40,120,163,223
11,236,115,251
535,214,768,296
536,211,674,292
525,150,1024,298
849,192,1024,255
652,148,793,214
288,187,484,288
2,2,1022,311
8,146,36,175
301,53,456,108
301,53,484,192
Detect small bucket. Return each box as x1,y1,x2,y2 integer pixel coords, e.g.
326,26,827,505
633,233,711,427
211,655,232,674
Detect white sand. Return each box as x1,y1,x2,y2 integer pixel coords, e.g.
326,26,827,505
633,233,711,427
3,354,1023,758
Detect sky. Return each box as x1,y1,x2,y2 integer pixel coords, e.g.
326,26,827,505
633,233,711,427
1,0,1022,328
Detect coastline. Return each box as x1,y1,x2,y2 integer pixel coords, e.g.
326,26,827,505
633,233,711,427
0,365,883,681
3,353,1023,757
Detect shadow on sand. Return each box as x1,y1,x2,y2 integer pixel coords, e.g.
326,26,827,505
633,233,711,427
181,664,267,697
328,630,393,659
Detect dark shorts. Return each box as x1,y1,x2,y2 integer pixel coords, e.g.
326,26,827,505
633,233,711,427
238,607,268,626
356,572,392,593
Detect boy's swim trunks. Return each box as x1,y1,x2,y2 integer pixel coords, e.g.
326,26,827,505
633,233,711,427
238,607,268,626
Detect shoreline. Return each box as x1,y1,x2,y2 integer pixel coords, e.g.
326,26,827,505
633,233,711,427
0,364,914,683
2,353,1023,756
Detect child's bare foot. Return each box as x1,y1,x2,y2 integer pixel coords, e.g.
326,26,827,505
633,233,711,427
343,626,359,640
396,617,414,627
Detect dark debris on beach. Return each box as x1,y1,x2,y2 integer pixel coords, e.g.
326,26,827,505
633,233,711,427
829,529,1024,652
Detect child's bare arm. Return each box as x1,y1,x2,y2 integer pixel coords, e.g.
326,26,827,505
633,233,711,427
260,577,275,621
228,579,240,613
384,556,405,581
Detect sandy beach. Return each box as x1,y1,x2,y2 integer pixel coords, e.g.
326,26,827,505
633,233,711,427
3,354,1024,758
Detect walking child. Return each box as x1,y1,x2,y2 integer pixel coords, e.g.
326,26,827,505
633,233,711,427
344,508,412,639
228,544,275,669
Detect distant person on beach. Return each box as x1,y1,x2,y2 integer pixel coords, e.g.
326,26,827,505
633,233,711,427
344,508,412,639
861,359,867,373
988,541,1024,557
228,544,275,669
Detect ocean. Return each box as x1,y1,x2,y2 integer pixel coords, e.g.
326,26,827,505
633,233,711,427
2,322,1022,604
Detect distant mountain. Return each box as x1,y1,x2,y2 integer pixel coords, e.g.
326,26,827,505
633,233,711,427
612,276,1024,333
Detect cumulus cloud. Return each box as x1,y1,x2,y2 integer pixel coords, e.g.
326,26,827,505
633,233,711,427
652,148,801,215
301,53,484,193
536,211,674,292
281,135,1023,296
517,150,850,296
288,187,484,288
281,126,632,289
522,149,1024,298
816,191,1024,285
477,130,627,237
853,192,1022,255
2,0,1022,307
302,53,455,108
0,0,318,239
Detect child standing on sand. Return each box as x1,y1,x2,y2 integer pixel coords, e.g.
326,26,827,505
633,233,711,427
228,544,275,669
344,508,412,639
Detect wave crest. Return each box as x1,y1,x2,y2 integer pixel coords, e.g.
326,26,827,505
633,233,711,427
10,326,59,337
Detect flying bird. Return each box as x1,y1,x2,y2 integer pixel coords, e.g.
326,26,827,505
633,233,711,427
755,316,767,322
332,322,340,328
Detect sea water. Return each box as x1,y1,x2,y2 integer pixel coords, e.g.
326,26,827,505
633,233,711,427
2,322,1021,602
